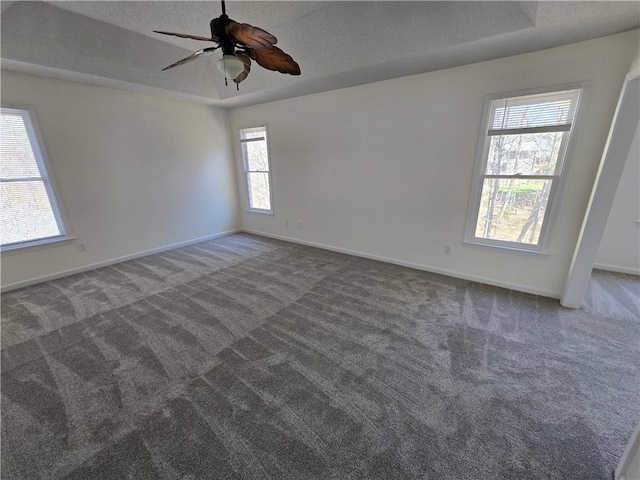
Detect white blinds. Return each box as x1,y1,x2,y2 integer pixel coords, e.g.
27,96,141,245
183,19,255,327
1,110,41,179
240,126,266,142
489,89,581,132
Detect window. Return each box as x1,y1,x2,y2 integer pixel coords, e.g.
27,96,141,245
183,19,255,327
1,107,68,250
240,126,273,213
465,87,583,252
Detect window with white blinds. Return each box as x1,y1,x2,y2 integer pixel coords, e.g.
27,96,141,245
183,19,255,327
465,87,583,251
1,107,68,250
240,126,273,213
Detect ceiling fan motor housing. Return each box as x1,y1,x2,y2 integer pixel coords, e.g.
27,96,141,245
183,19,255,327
155,1,300,80
210,16,235,55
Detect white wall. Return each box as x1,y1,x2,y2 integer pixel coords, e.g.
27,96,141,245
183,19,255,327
595,126,640,275
1,72,239,289
230,30,639,298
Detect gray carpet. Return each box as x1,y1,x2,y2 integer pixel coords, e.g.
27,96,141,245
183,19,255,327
1,233,638,479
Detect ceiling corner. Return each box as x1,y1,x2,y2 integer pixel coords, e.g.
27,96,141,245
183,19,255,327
517,1,539,26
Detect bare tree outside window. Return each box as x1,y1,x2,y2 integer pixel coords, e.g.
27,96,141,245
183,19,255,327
240,126,272,212
468,88,582,250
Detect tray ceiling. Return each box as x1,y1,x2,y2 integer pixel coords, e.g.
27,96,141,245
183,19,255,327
2,1,639,108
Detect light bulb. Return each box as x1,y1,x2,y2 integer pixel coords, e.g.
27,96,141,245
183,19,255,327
216,55,245,79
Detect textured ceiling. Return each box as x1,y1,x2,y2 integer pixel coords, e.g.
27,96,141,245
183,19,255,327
2,1,639,108
46,1,330,50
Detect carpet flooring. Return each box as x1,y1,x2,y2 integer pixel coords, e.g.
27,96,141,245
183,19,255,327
1,233,638,479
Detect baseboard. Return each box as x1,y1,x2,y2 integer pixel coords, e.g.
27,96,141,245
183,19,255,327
4,227,565,298
593,263,640,276
1,229,241,293
242,229,561,299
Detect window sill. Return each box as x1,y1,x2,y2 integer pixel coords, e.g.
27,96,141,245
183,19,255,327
246,209,274,215
462,240,551,257
1,235,76,255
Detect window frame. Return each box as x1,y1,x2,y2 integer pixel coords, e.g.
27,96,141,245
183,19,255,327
463,83,586,254
239,125,274,215
1,104,71,252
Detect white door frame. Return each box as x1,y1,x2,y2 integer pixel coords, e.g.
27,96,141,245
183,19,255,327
561,70,640,308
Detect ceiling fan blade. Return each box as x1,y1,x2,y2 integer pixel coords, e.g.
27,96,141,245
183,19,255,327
161,47,218,71
227,21,277,51
233,54,252,84
249,46,300,75
154,30,215,42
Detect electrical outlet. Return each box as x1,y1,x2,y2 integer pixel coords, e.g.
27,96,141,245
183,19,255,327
297,221,303,230
285,219,289,228
444,245,452,255
78,242,88,252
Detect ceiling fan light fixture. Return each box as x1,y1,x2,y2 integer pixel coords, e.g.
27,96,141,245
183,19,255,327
156,0,300,85
217,55,245,79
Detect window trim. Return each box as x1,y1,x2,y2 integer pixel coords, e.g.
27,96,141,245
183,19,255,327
463,82,588,254
1,104,72,252
239,124,274,215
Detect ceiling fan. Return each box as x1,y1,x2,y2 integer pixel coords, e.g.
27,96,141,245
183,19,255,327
154,0,300,88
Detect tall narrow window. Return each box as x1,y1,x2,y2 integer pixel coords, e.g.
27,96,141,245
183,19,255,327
1,107,68,250
465,88,582,251
240,126,272,213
